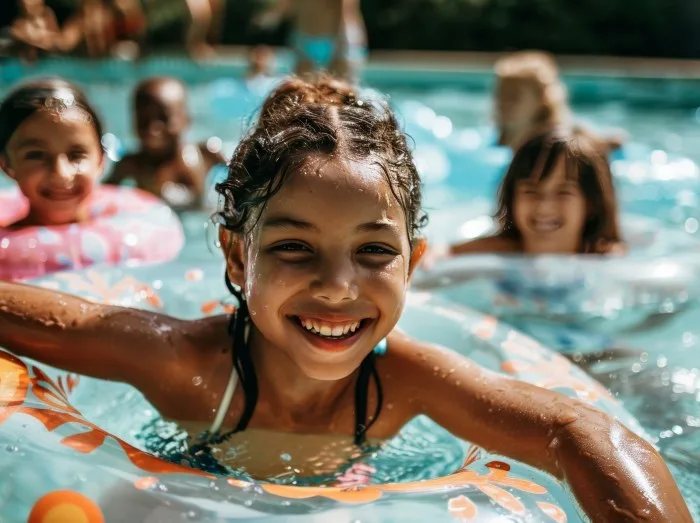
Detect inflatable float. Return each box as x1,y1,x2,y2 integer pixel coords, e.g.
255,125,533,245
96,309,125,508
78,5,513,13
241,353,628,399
0,185,184,280
0,261,646,522
416,206,700,334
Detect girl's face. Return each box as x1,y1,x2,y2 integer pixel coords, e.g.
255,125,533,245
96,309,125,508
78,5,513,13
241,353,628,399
512,156,587,254
224,155,423,380
2,107,104,225
135,84,189,154
495,78,541,130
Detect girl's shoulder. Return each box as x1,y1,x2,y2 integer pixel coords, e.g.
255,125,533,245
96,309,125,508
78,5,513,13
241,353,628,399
451,235,519,255
592,240,627,256
380,329,465,380
183,315,233,355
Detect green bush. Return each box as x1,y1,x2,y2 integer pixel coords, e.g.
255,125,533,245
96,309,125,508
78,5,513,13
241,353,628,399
223,0,696,58
33,0,698,58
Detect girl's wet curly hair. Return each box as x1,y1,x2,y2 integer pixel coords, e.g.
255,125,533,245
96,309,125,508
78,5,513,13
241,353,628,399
202,77,424,450
215,76,425,242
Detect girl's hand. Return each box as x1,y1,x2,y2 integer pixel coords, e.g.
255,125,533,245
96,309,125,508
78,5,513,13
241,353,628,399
334,463,376,488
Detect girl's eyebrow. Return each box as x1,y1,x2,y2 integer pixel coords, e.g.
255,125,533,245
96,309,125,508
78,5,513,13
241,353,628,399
262,215,318,231
262,215,400,235
15,138,45,150
357,219,400,235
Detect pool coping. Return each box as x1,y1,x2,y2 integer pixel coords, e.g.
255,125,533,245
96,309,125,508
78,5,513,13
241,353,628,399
214,46,700,80
2,47,700,105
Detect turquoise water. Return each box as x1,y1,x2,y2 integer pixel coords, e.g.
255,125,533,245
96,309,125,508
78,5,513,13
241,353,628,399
1,58,700,518
7,260,646,522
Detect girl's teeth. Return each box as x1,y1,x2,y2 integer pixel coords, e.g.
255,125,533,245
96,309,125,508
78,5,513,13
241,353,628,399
298,318,364,338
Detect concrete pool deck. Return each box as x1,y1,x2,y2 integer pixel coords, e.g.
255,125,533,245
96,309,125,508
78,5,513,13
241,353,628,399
213,46,700,79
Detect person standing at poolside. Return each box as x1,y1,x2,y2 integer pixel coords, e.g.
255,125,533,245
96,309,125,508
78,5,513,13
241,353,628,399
9,0,60,63
253,0,367,81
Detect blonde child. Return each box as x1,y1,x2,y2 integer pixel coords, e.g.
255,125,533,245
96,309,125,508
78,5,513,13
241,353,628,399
494,50,624,154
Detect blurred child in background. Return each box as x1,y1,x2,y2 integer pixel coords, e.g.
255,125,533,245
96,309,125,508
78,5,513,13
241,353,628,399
494,50,624,155
105,76,225,210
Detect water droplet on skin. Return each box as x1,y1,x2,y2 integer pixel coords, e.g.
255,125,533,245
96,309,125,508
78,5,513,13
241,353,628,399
280,453,292,462
387,403,394,410
250,310,257,316
433,366,439,372
192,376,203,386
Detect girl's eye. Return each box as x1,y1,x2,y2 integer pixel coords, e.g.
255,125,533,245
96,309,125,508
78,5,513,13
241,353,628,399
24,151,45,160
359,244,398,256
69,150,88,162
272,242,309,252
269,242,313,261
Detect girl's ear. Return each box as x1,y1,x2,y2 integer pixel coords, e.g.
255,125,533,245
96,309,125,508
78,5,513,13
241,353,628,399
219,227,246,288
407,237,427,281
0,155,14,179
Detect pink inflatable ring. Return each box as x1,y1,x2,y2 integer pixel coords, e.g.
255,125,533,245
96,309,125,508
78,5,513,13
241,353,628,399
0,185,184,280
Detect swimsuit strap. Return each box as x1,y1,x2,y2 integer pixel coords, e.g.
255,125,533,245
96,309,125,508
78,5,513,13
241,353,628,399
208,322,248,435
208,332,387,441
354,338,388,446
209,365,238,435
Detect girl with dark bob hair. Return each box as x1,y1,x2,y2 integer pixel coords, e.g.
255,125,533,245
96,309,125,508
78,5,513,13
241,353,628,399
448,130,624,257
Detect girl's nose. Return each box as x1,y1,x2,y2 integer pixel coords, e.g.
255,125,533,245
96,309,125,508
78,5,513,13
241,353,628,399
51,155,77,186
311,257,359,304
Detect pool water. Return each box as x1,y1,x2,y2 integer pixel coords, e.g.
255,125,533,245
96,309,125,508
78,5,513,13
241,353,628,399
2,58,700,518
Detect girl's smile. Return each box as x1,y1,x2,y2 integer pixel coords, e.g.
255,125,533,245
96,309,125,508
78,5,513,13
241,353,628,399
228,154,416,379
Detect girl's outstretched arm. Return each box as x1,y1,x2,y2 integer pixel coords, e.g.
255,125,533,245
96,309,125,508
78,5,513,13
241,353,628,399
0,281,210,394
388,333,692,522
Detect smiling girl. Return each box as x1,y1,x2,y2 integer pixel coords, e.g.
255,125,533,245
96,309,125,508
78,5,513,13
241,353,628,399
0,78,105,227
0,77,691,521
446,130,625,257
